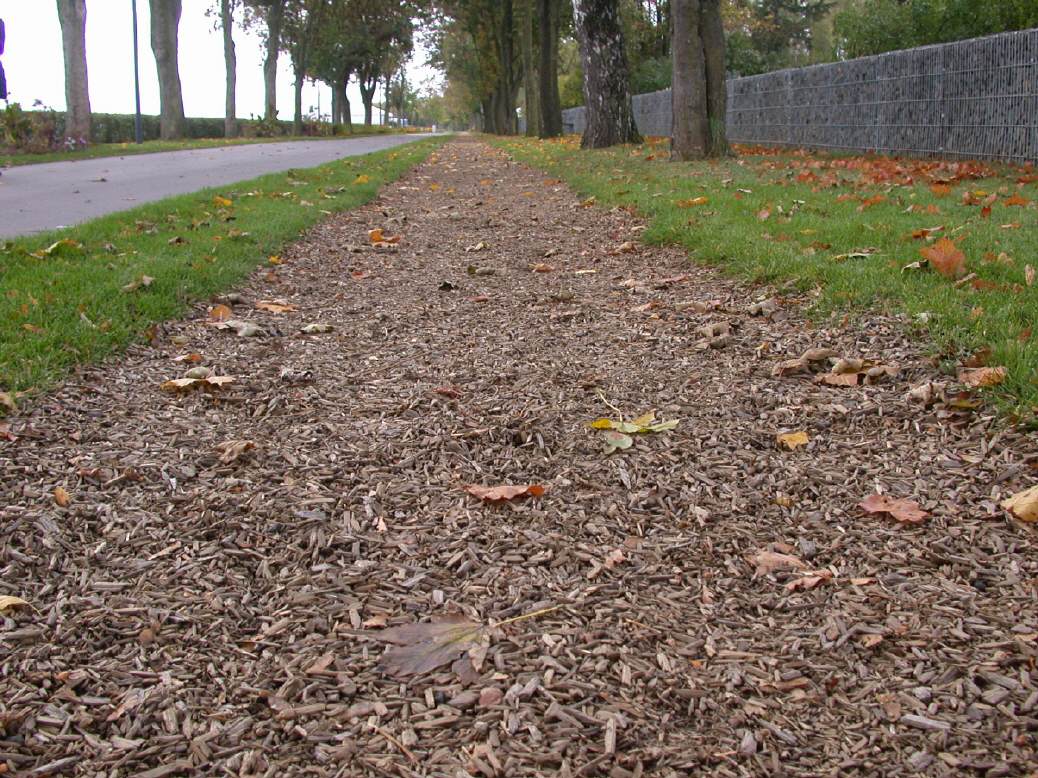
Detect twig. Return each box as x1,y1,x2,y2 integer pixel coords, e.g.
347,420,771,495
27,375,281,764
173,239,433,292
595,389,624,420
373,726,418,764
495,603,565,628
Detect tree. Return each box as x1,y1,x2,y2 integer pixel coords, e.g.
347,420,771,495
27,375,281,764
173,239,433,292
56,0,91,145
537,0,563,137
149,0,186,140
219,0,238,137
283,0,321,134
671,0,727,160
244,0,287,121
572,0,641,147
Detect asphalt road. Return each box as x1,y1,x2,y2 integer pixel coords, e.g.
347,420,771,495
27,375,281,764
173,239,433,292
0,134,438,239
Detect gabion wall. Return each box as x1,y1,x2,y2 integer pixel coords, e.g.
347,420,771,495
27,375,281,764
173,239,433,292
560,28,1038,163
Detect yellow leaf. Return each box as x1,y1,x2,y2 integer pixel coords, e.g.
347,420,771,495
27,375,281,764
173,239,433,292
0,596,31,614
590,418,615,429
676,196,709,207
268,255,283,265
53,486,71,507
776,430,810,450
213,195,233,207
632,410,656,427
354,174,370,185
1002,485,1038,522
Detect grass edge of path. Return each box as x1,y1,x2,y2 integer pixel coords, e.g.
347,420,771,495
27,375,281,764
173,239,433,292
0,135,448,413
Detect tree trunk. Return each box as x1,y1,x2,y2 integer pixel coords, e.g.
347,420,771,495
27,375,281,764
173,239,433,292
263,0,284,121
538,0,563,137
293,70,304,135
671,0,708,159
572,0,640,148
671,0,727,160
331,84,340,128
359,75,376,126
520,0,540,136
493,0,516,134
340,75,352,132
701,0,728,156
149,0,186,140
56,0,91,144
220,0,237,137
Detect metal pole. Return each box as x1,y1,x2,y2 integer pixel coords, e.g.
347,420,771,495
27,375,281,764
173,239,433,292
131,0,143,144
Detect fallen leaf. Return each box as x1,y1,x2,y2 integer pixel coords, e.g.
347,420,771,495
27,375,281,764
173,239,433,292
53,486,71,507
1004,193,1030,207
256,300,297,314
1026,265,1035,287
748,550,807,577
958,366,1007,387
374,614,483,679
919,238,966,279
617,241,637,254
603,549,625,569
757,208,771,221
860,494,929,524
603,430,634,454
463,483,546,502
1002,485,1038,522
785,570,833,591
531,263,554,273
161,376,235,393
172,353,203,363
465,241,488,252
816,372,861,387
354,174,370,185
676,196,709,207
209,304,233,321
121,275,155,293
215,440,255,464
225,319,263,337
776,430,810,450
368,228,401,245
929,183,951,197
213,195,233,207
0,595,31,614
300,323,333,334
268,255,284,265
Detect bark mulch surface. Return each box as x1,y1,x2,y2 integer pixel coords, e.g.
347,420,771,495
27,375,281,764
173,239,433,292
2,138,1037,777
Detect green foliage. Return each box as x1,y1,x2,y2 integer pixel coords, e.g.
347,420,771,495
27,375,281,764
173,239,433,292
834,0,1038,58
1,103,62,153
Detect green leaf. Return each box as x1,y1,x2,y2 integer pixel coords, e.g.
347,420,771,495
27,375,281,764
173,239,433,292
603,430,634,454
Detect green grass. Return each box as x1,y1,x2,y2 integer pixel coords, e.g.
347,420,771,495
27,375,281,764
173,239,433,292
493,135,1038,420
0,136,446,408
0,127,415,167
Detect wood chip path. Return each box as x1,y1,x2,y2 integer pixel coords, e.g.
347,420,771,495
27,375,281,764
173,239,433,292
2,138,1037,777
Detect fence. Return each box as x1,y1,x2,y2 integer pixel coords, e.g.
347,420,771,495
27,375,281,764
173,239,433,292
561,28,1038,164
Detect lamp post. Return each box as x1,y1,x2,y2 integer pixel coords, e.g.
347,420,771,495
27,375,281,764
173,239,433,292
131,0,143,143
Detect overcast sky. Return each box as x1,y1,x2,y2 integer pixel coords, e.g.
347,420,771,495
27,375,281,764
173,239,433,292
1,1,436,123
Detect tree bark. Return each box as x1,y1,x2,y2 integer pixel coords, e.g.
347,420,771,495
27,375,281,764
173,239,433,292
701,0,728,156
670,0,727,160
56,0,91,144
359,70,377,126
292,69,304,135
572,0,641,148
340,73,352,132
331,83,340,127
520,0,540,136
220,0,237,137
671,0,708,159
538,0,563,137
149,0,186,140
263,0,285,121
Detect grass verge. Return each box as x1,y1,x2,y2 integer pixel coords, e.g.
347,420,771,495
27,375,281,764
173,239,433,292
0,136,446,409
0,127,416,168
493,135,1038,420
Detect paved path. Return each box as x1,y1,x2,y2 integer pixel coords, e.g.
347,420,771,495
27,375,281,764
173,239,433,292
0,134,438,238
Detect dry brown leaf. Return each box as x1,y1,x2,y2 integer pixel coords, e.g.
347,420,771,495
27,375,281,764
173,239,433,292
256,300,298,314
531,263,554,273
772,358,809,377
831,357,864,374
53,486,71,507
216,440,255,464
1001,485,1038,522
860,494,929,524
748,550,807,577
0,595,31,614
173,353,204,363
604,549,625,569
816,372,861,387
209,303,233,321
1026,264,1035,287
957,366,1007,387
776,430,810,450
374,614,484,679
919,237,967,279
785,570,833,591
463,483,546,502
161,375,236,393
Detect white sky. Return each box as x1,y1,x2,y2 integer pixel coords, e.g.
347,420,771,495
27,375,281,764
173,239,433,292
1,1,436,123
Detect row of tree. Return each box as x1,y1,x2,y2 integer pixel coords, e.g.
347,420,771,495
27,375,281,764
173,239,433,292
55,0,417,143
431,0,726,156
